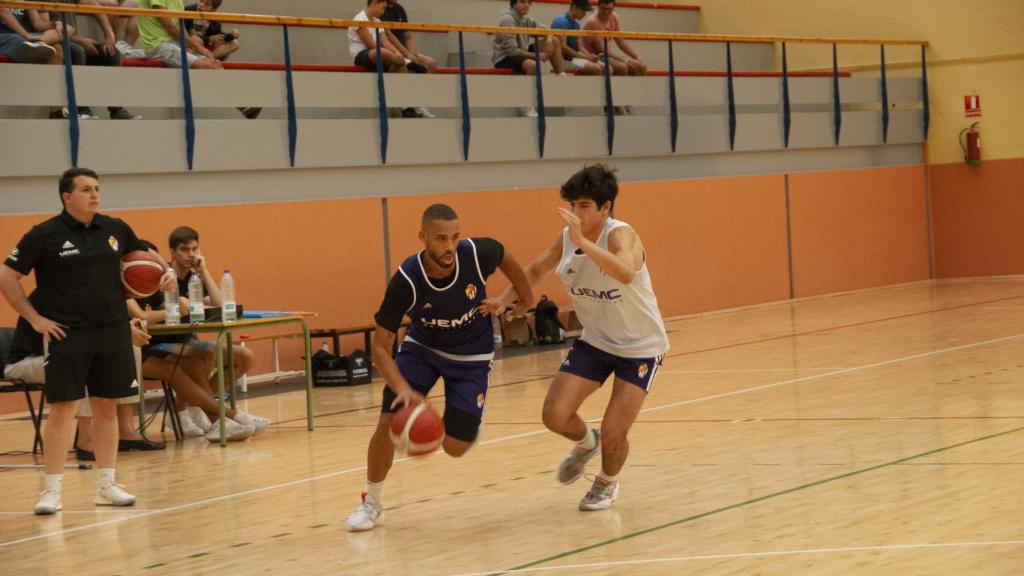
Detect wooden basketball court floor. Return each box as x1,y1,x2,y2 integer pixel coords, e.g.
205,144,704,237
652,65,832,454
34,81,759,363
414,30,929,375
1,278,1022,575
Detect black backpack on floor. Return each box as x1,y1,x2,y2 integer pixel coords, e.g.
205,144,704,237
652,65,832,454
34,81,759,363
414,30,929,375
534,296,565,344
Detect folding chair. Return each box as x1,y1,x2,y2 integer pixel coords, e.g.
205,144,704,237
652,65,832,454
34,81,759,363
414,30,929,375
0,327,46,454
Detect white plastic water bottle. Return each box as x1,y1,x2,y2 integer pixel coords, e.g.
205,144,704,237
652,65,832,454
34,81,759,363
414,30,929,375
163,285,180,325
188,272,205,323
221,269,237,322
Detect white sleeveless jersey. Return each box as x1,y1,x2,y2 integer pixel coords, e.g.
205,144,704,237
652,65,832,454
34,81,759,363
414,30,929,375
555,218,669,358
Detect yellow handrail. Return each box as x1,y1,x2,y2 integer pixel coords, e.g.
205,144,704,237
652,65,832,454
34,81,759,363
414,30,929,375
0,0,928,47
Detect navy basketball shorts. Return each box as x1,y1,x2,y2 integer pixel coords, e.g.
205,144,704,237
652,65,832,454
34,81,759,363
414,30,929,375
381,341,492,439
558,339,664,391
44,322,138,403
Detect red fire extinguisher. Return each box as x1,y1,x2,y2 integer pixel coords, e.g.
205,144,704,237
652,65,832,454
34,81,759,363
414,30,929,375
959,122,981,166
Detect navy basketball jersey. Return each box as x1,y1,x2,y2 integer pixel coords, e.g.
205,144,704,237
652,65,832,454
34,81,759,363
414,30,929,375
400,239,494,358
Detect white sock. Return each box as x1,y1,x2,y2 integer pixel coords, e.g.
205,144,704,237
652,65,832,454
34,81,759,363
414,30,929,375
364,480,384,501
598,471,618,484
44,474,63,493
97,468,115,488
576,428,597,451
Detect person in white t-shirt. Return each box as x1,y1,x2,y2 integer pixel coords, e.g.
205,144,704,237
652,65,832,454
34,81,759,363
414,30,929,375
501,164,669,512
348,0,407,72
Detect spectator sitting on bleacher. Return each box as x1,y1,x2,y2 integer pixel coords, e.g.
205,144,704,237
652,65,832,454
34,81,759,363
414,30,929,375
185,0,239,62
350,0,408,74
582,0,646,77
0,7,61,65
43,1,142,120
136,0,221,69
493,0,565,117
381,0,435,119
4,315,166,461
551,0,603,76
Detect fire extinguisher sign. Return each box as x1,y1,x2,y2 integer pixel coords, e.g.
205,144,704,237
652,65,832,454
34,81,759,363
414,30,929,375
964,95,982,118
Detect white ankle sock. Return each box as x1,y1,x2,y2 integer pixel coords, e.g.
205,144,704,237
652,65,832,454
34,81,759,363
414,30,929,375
97,468,115,488
576,428,597,451
598,471,617,484
364,480,384,500
44,474,63,492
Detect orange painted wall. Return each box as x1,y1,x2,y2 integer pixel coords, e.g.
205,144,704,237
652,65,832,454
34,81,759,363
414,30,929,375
789,165,930,297
1,165,936,377
930,158,1024,278
616,176,791,316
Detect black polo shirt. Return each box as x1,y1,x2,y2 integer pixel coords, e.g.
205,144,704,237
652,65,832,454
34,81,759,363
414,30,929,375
4,210,147,329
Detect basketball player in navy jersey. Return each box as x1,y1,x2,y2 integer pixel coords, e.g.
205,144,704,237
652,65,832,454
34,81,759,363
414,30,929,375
502,164,669,510
346,203,533,531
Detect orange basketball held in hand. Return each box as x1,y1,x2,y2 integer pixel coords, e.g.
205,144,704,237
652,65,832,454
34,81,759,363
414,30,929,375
120,250,165,298
389,402,445,456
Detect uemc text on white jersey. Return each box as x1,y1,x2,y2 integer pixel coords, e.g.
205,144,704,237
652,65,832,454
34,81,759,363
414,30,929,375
556,218,669,358
399,239,494,358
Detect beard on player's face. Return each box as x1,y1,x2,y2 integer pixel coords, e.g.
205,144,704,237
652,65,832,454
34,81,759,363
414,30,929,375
427,246,455,270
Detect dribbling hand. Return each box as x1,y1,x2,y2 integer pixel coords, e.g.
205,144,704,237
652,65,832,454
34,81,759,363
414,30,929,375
390,386,425,411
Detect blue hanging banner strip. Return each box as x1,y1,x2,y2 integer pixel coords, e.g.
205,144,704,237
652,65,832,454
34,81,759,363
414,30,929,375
921,46,930,140
178,19,195,170
458,32,471,161
781,42,791,148
603,37,615,156
60,12,79,167
375,28,389,164
534,37,546,159
831,43,841,146
667,40,678,153
283,25,298,167
880,45,889,144
726,41,736,150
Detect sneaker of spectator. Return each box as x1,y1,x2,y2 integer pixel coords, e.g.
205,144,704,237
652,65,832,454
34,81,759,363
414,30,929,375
237,107,262,119
49,106,99,120
109,107,143,120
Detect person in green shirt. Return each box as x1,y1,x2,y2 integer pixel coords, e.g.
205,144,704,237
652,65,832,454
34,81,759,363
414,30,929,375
138,0,220,68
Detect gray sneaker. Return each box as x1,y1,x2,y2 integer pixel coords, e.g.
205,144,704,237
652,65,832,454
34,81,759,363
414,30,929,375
557,428,600,484
578,476,619,511
108,107,142,120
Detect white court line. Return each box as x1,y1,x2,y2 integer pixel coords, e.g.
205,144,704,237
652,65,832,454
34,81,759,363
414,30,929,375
2,331,1022,549
447,540,1024,576
658,368,852,374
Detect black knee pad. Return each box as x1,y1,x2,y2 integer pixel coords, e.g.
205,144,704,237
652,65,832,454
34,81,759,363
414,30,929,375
444,406,481,443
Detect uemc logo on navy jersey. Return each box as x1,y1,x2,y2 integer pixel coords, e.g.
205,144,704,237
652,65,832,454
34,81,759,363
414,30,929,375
570,287,622,301
420,306,480,329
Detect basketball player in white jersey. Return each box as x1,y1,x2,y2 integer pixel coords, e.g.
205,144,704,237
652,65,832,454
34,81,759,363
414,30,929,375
502,164,669,510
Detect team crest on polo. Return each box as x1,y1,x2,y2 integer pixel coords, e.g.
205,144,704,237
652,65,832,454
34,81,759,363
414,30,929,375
638,363,649,379
108,236,119,251
465,283,477,300
476,392,485,408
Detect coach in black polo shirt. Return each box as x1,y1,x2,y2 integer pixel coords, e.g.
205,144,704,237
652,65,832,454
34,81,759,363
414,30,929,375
0,167,174,515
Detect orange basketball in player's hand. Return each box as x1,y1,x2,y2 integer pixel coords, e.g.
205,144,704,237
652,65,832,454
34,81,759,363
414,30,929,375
121,250,165,298
389,402,445,456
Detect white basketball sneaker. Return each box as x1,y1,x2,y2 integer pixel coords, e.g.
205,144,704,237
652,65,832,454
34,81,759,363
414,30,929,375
346,492,383,532
579,476,619,511
167,409,206,437
205,418,255,442
186,405,213,431
233,411,270,436
95,483,136,507
34,489,62,515
557,428,601,484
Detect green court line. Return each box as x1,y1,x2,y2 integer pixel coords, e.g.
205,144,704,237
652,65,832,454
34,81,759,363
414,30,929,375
187,552,210,559
230,542,253,548
142,563,166,569
494,425,1024,575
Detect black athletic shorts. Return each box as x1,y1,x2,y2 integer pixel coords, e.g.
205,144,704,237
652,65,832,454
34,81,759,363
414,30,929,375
44,322,137,402
354,48,375,71
495,44,537,74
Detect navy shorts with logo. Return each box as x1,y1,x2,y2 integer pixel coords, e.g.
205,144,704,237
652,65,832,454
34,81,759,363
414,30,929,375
44,322,137,402
559,338,664,391
381,340,492,441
